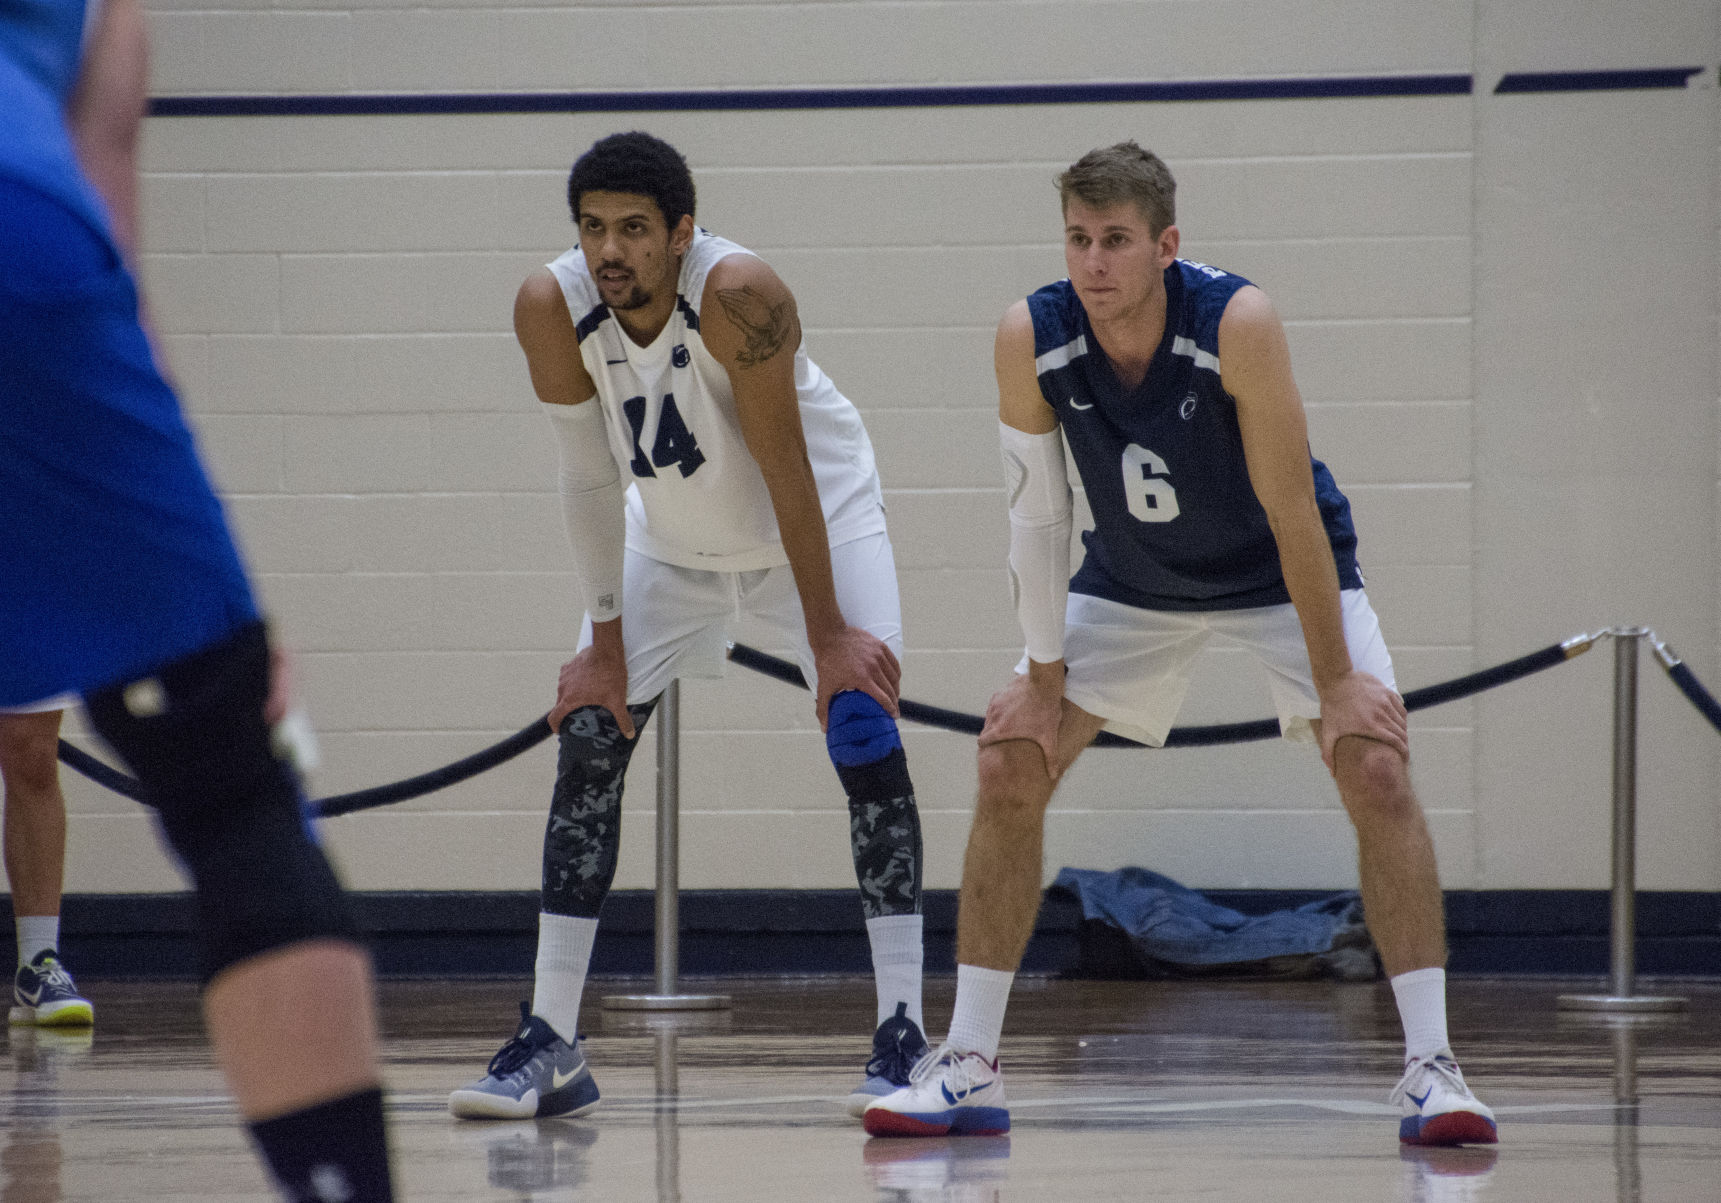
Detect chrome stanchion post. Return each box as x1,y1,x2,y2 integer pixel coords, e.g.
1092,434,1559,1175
1559,629,1685,1013
654,1027,681,1203
604,679,730,1011
654,676,683,997
1610,1020,1642,1203
1608,627,1641,999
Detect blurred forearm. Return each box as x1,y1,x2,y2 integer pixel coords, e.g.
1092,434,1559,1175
68,0,149,258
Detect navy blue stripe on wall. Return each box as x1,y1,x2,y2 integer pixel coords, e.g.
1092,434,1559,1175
145,67,1717,119
147,73,1473,119
1495,67,1707,93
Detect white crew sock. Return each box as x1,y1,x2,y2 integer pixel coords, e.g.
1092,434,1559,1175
531,913,598,1044
945,964,1014,1062
1391,966,1451,1063
866,913,924,1030
16,916,59,968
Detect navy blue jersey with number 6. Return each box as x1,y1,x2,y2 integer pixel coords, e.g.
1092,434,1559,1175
1026,261,1361,612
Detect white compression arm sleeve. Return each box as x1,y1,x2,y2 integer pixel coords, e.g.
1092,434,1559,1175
999,421,1073,663
545,401,625,624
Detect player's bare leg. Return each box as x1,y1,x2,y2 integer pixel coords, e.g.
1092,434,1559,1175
202,940,383,1121
1,710,68,924
3,709,93,1028
956,741,1056,971
1326,727,1495,1145
1326,732,1444,976
865,701,1104,1136
958,700,1108,971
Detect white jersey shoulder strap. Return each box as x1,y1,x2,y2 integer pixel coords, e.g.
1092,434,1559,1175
679,229,761,326
544,247,611,347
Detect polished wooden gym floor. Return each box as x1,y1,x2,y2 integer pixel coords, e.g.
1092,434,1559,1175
4,975,1718,1201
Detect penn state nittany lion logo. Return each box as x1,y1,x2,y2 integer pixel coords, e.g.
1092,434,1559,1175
672,344,690,368
1179,393,1198,419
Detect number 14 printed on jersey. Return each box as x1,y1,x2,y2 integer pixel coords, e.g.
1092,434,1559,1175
623,392,706,479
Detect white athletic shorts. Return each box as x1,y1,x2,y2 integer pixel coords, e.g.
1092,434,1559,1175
0,694,74,716
1017,588,1396,747
578,531,904,706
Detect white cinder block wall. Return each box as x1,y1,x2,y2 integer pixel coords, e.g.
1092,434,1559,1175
55,0,1720,897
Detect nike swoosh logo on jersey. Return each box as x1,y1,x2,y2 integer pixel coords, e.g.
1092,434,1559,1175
552,1066,583,1089
605,358,628,365
1067,398,1094,410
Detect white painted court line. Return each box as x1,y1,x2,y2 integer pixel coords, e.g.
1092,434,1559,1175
91,1092,1628,1123
1067,1098,1398,1117
565,1093,841,1113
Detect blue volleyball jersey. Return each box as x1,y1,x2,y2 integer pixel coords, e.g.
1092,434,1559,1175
1027,261,1361,612
1,3,259,705
0,0,115,242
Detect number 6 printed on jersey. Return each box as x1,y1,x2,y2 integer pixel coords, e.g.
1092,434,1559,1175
1121,443,1179,522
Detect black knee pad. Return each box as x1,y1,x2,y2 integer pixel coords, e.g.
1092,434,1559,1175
83,622,357,982
542,700,656,919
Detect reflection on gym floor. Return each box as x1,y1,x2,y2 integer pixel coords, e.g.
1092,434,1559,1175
3,976,1719,1201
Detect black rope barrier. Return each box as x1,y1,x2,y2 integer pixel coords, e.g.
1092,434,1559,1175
67,626,1721,819
56,717,557,817
729,636,1592,749
1665,663,1721,734
57,740,147,802
1650,635,1721,736
313,720,555,818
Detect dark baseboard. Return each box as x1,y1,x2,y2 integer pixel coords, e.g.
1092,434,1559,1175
3,889,1718,979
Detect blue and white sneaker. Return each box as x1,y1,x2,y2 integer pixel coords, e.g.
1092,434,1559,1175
845,1002,930,1117
448,1002,600,1120
863,1044,1009,1137
1392,1051,1497,1147
10,951,93,1028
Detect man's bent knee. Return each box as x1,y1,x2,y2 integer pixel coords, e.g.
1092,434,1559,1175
83,623,358,981
0,713,64,797
542,700,654,919
976,741,1056,820
1334,736,1416,816
827,692,923,919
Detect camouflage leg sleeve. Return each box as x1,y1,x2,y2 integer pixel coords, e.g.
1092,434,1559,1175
541,700,657,919
845,762,924,920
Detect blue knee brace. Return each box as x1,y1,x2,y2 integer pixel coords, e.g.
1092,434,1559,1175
83,622,357,982
826,690,902,767
826,691,922,919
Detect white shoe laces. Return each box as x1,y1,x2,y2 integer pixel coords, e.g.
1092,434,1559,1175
1390,1053,1469,1107
909,1043,991,1092
33,958,75,993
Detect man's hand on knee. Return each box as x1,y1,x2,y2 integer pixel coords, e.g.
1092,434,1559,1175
979,670,1065,780
812,625,900,731
1316,670,1408,771
550,643,632,737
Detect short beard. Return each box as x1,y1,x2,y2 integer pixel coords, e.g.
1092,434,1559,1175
607,284,653,311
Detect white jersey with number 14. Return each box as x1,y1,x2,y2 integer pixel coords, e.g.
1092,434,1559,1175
546,229,886,572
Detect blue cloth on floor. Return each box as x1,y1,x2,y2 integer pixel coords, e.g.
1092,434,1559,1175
1051,866,1367,968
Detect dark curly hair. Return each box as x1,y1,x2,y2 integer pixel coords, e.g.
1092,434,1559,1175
566,132,697,229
